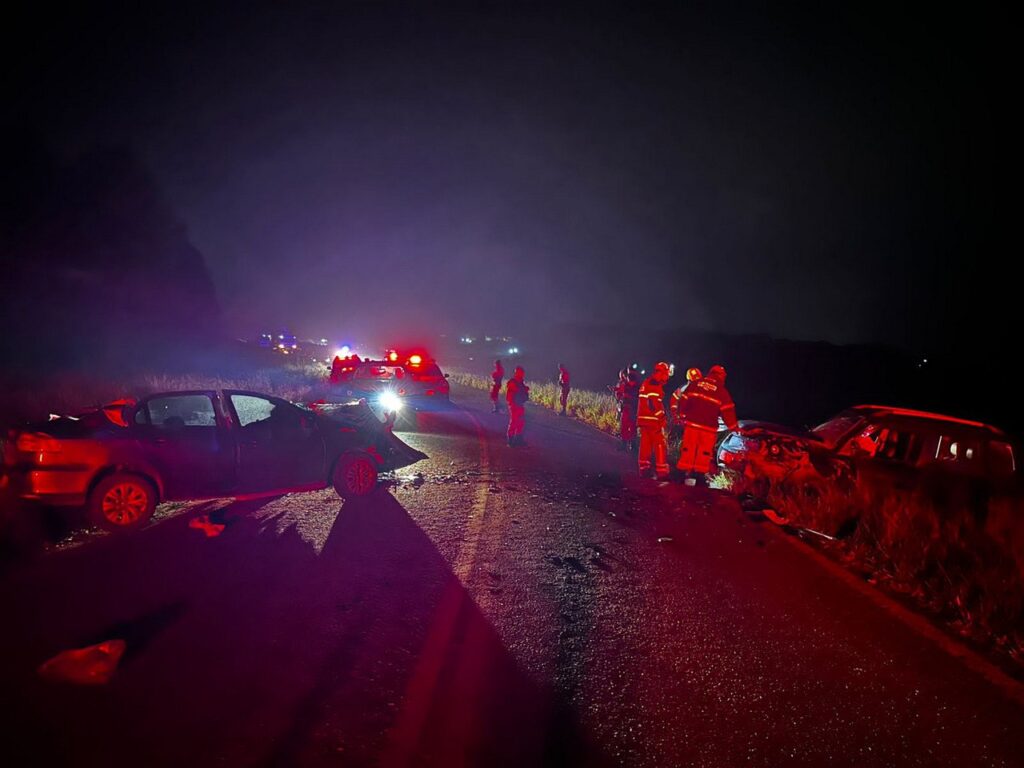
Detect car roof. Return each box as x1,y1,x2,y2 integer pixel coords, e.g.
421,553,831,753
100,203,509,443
849,405,1005,436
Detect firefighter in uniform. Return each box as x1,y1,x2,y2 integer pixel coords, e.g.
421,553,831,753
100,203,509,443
669,367,702,434
637,361,671,478
677,364,739,483
506,365,529,447
490,359,505,413
558,364,571,416
612,368,640,452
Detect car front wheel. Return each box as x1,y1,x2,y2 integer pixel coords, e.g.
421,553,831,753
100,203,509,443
88,473,157,532
332,452,379,499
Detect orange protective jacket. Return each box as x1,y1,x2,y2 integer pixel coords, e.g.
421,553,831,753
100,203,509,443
637,377,666,429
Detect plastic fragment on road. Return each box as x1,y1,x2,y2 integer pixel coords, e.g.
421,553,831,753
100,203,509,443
189,514,226,538
38,639,127,685
657,536,673,543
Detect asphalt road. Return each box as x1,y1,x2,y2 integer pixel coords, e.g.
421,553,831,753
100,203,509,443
0,384,1022,767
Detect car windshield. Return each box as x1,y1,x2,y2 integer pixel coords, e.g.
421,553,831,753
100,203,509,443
811,414,863,447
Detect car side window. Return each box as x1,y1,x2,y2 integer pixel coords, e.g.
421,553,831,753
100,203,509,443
230,394,277,427
988,441,1017,477
838,422,885,458
231,394,306,436
144,395,217,428
874,427,921,465
934,434,980,463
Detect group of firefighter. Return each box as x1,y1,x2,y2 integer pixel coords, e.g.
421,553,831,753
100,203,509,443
614,362,738,481
488,358,738,481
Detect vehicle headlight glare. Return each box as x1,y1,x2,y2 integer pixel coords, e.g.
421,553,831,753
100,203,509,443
379,392,403,412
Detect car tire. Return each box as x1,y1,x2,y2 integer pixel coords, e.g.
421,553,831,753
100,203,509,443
87,472,157,532
332,452,379,499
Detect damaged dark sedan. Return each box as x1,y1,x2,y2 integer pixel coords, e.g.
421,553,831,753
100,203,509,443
1,390,427,532
719,405,1017,534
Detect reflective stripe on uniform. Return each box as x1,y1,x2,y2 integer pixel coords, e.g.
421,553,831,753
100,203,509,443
689,392,722,405
685,422,717,432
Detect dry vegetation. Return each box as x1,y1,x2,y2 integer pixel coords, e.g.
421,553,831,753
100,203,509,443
723,466,1024,668
448,371,621,434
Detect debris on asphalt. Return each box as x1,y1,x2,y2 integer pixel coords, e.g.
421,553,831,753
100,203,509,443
38,639,127,685
657,536,673,543
189,515,226,538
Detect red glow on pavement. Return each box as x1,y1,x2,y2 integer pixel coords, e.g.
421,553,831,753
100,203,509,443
38,640,127,685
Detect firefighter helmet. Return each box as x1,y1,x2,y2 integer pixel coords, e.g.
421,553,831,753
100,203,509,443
686,367,702,382
653,361,671,381
708,364,727,381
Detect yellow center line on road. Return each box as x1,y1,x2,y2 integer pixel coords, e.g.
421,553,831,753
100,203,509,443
381,403,503,766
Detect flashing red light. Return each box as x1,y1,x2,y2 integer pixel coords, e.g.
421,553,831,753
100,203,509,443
388,350,399,362
409,354,423,366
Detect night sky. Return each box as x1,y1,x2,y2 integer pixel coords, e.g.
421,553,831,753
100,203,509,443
5,3,1007,354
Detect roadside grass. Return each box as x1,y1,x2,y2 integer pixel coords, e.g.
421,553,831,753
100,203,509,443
725,462,1024,670
448,371,620,434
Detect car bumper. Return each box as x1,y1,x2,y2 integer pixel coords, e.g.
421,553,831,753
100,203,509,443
1,466,91,506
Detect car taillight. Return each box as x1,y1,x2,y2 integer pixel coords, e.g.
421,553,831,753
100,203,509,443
16,432,63,455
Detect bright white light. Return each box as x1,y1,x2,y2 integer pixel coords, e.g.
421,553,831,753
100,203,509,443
379,392,404,412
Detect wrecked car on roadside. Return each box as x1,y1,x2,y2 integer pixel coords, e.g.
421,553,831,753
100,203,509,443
1,390,427,532
718,405,1018,535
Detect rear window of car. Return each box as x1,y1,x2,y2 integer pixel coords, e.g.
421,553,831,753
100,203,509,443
410,363,443,377
354,365,405,380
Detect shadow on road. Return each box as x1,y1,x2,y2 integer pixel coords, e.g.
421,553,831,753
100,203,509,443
0,488,605,767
